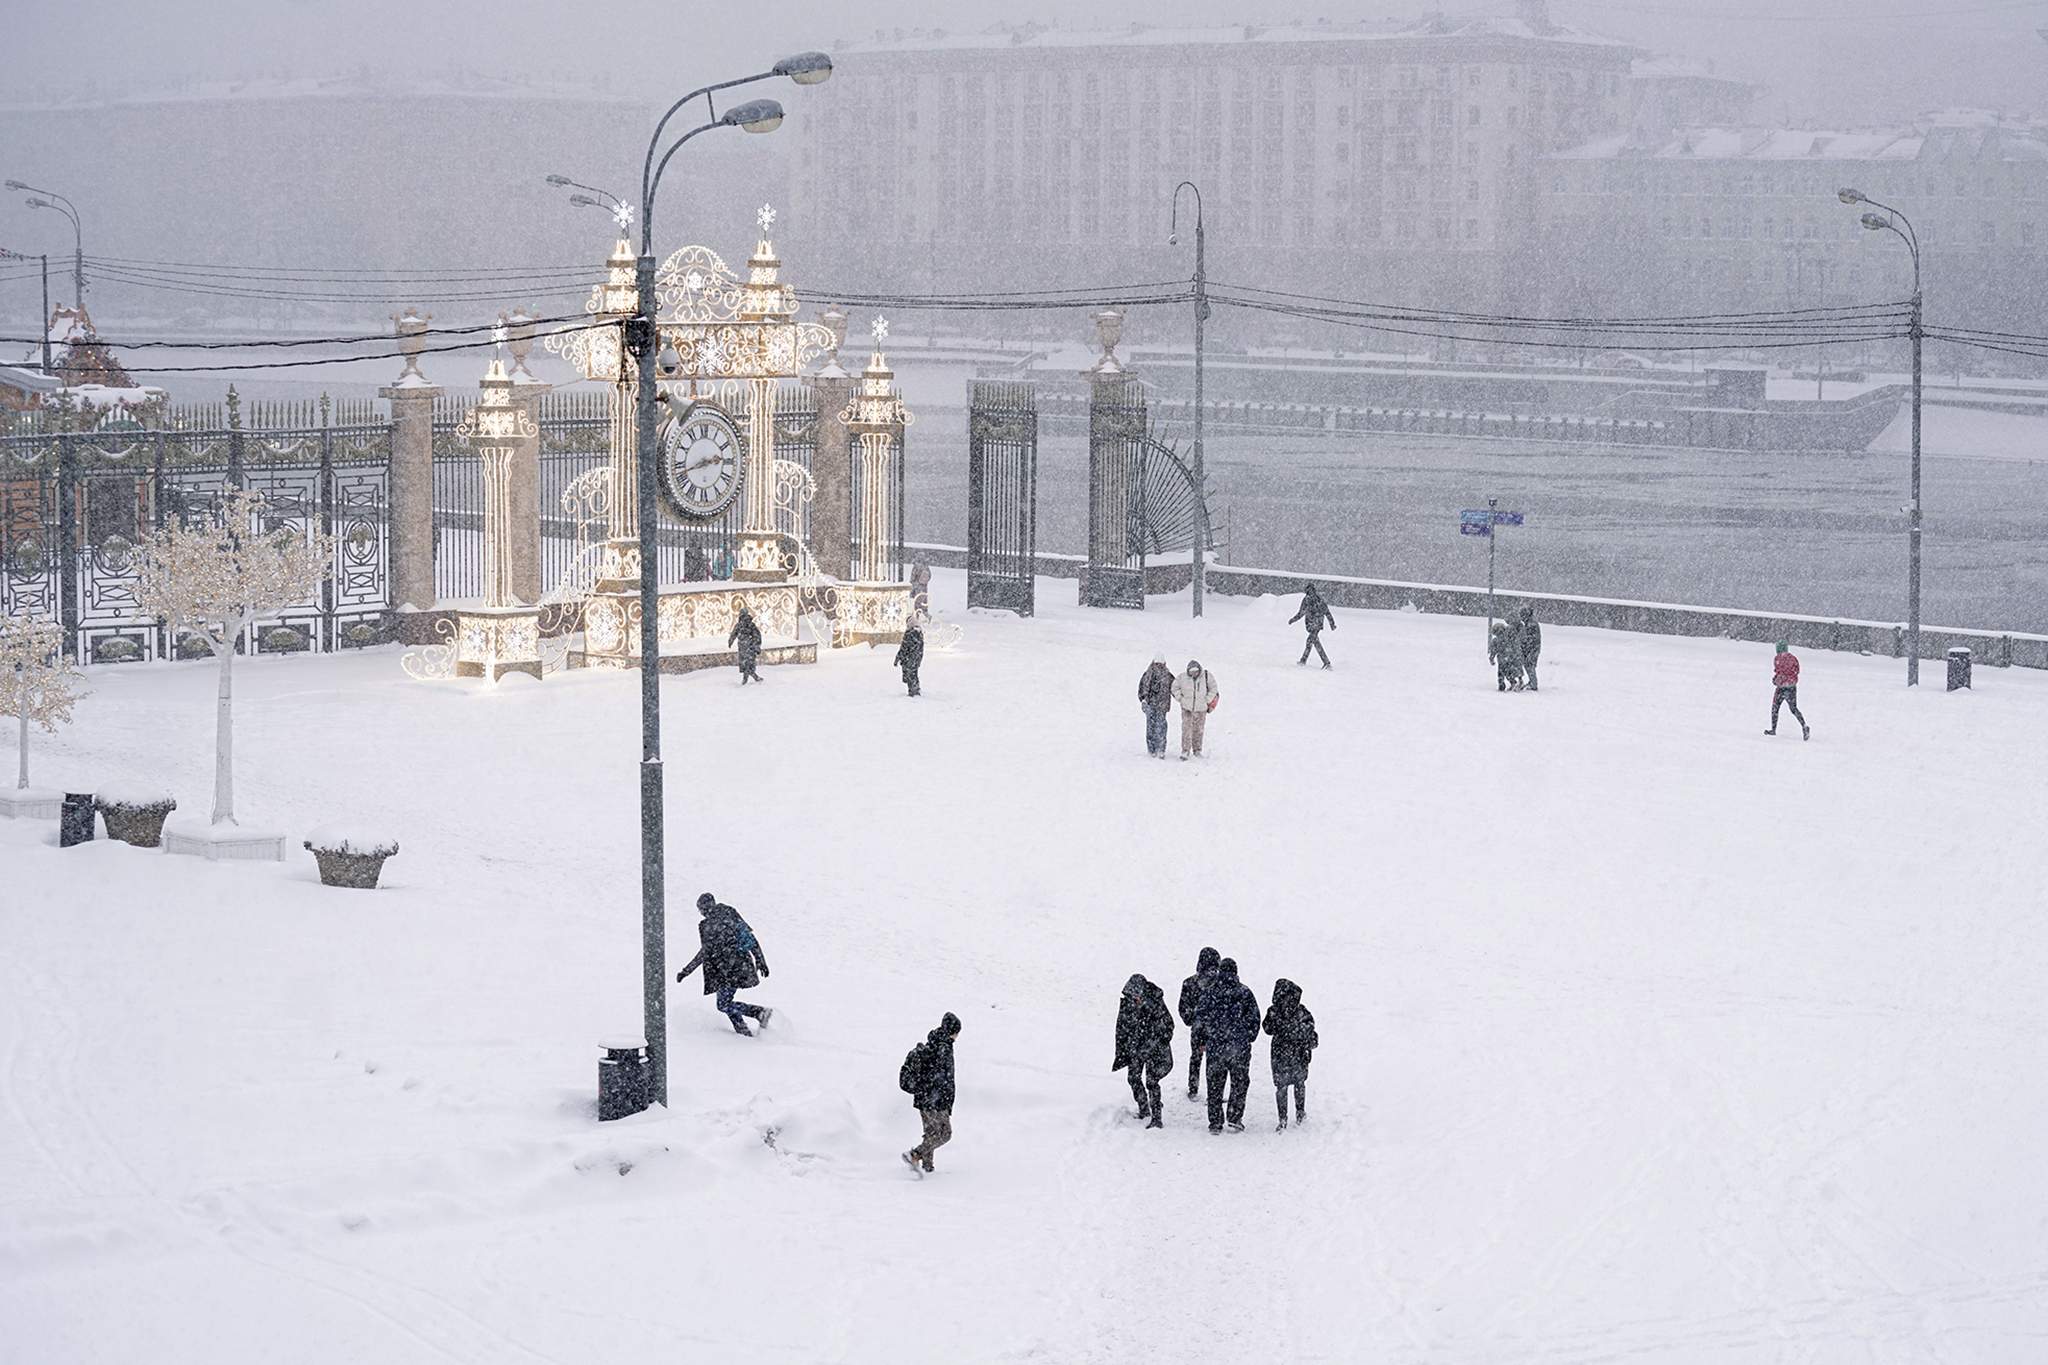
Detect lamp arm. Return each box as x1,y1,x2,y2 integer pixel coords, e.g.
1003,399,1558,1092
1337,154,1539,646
645,121,726,251
641,70,778,211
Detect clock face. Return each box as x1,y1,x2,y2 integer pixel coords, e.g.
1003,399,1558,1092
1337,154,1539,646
656,400,746,520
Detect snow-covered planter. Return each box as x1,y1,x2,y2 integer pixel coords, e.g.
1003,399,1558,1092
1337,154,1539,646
95,786,177,848
304,825,399,889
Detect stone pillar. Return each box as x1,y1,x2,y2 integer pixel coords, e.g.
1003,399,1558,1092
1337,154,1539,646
1082,309,1143,609
811,321,854,580
379,308,441,641
505,309,550,606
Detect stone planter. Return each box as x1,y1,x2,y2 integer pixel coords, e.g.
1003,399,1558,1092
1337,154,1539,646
96,795,176,848
304,833,399,889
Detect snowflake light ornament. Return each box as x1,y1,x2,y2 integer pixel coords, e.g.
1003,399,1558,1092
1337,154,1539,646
757,203,777,234
612,201,634,233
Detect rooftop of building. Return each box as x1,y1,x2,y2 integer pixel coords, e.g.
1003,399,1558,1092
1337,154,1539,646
831,12,1638,58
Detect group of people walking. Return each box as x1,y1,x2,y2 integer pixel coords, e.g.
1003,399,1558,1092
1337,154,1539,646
725,602,927,697
1138,655,1222,759
1488,605,1543,692
1116,947,1319,1136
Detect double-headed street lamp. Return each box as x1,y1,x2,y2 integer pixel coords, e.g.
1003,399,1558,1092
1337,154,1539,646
4,181,83,308
623,50,830,1111
1169,181,1210,618
1838,186,1923,686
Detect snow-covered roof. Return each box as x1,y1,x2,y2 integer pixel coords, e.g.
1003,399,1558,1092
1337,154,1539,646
833,16,1637,57
1629,54,1752,89
60,384,167,410
1553,116,2048,163
0,363,61,396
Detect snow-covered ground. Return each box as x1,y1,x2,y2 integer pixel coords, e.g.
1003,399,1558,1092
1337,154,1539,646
5,570,2046,1363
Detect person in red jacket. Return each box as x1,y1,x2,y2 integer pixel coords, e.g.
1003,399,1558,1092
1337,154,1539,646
1767,641,1810,740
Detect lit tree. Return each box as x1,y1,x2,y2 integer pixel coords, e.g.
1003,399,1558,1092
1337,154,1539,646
0,616,84,792
135,488,332,826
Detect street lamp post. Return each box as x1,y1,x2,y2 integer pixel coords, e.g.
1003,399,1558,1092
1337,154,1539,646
0,247,51,372
1838,187,1923,686
5,181,83,308
1169,181,1209,618
624,51,829,1112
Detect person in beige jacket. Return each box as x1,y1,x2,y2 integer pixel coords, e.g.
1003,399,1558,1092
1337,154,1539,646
1170,659,1220,760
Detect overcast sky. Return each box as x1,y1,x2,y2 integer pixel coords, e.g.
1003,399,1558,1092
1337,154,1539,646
6,0,2043,127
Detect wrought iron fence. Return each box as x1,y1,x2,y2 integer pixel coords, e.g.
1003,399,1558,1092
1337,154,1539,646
0,392,390,662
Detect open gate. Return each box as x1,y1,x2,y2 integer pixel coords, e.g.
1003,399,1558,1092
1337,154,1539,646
966,380,1037,616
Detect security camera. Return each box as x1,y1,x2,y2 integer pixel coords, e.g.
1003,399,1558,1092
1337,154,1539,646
1168,233,1179,245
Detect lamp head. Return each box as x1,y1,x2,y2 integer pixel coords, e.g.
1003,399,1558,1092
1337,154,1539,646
1860,212,1888,231
545,174,571,187
26,197,51,210
568,194,597,208
725,98,785,134
1837,187,1866,205
1168,232,1179,246
3,180,25,191
774,51,834,85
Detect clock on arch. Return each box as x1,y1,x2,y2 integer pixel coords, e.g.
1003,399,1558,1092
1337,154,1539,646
655,399,747,520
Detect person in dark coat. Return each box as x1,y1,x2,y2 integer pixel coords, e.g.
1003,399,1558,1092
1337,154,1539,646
1193,957,1262,1134
1288,582,1337,668
728,604,764,684
1262,978,1319,1131
1138,652,1176,758
1489,618,1524,692
900,1011,962,1174
894,621,925,697
675,892,772,1035
1112,974,1176,1128
1177,946,1221,1100
1517,605,1543,692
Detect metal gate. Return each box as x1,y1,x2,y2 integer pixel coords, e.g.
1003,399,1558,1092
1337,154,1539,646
967,380,1037,616
1083,376,1147,609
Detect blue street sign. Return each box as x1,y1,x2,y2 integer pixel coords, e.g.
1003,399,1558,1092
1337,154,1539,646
1459,522,1491,537
1459,509,1491,525
1493,511,1524,527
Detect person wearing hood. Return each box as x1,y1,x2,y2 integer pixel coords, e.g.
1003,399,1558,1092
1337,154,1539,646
1192,957,1262,1134
1138,652,1176,758
1262,979,1319,1131
900,1011,963,1174
1288,582,1337,668
1767,641,1810,740
675,893,773,1036
894,619,926,697
1488,619,1524,693
1169,659,1220,760
1111,974,1176,1127
727,603,764,685
1516,605,1543,692
1177,947,1222,1100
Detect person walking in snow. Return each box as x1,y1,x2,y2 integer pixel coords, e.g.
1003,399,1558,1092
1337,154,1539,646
1194,957,1262,1134
1517,605,1543,692
894,619,925,697
675,893,773,1036
1170,659,1220,760
1767,641,1810,740
1178,946,1222,1100
1138,651,1176,758
1489,619,1524,692
1112,974,1176,1128
728,603,764,684
1262,979,1319,1131
900,1011,962,1174
1289,581,1337,668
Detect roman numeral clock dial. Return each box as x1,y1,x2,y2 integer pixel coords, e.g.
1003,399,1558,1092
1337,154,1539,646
655,400,747,520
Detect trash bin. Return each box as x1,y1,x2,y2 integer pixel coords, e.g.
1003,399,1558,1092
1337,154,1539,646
598,1039,649,1121
60,793,96,848
1946,646,1973,692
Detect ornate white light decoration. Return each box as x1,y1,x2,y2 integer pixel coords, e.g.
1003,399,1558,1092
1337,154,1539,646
841,325,914,584
612,201,634,233
757,203,777,233
454,354,539,612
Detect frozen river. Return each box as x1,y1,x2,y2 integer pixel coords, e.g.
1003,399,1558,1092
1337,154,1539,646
905,405,2048,635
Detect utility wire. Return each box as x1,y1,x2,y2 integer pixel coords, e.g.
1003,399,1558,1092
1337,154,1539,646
0,313,593,352
80,253,609,278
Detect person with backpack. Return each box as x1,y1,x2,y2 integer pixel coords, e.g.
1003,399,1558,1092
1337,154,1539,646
675,893,773,1036
1767,641,1810,740
1517,605,1543,692
1177,946,1221,1100
1138,651,1176,758
1489,619,1524,692
900,1012,963,1174
1193,957,1262,1134
1288,582,1337,668
1262,979,1319,1131
1170,659,1220,760
1112,974,1176,1128
728,604,764,685
894,619,925,698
